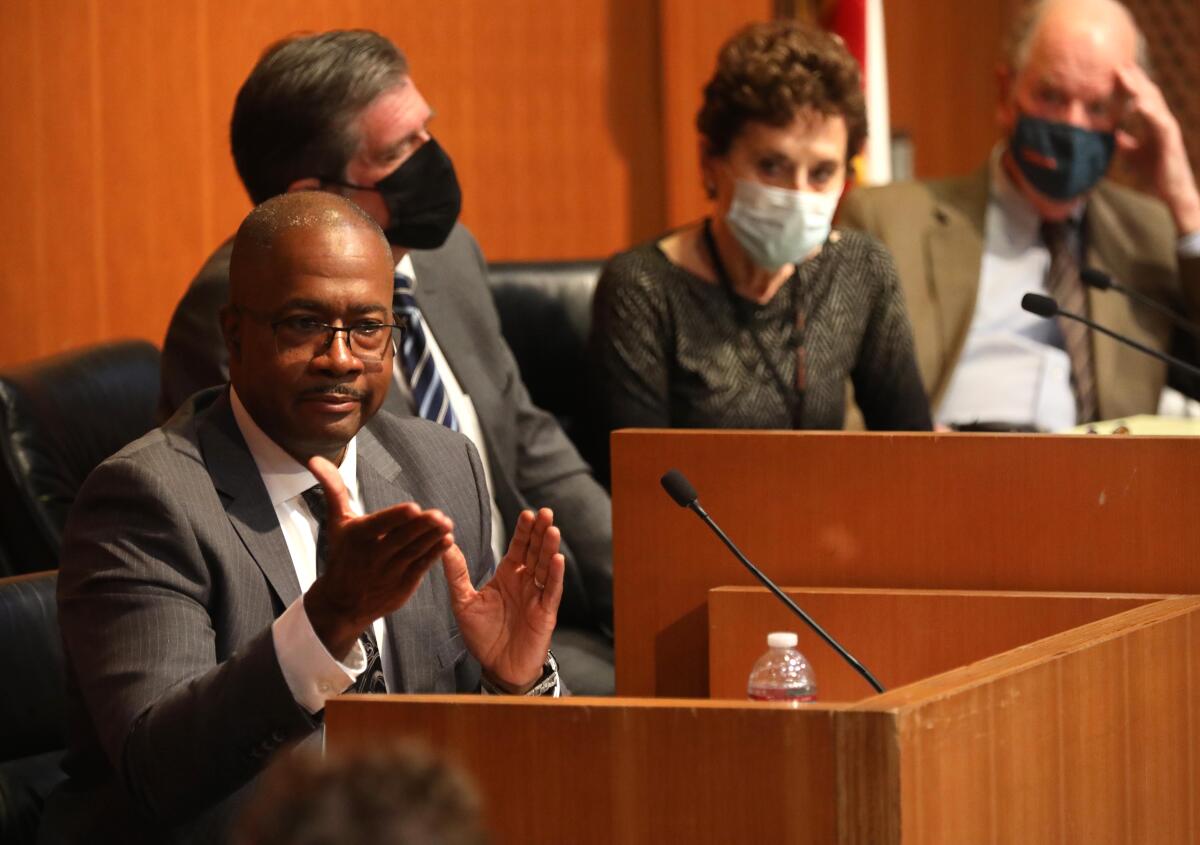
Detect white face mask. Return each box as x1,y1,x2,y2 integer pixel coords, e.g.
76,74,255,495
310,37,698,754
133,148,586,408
724,179,839,271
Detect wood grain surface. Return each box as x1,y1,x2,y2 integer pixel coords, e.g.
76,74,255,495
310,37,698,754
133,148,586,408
707,586,1165,702
328,695,842,845
844,596,1200,844
612,429,1200,697
328,597,1200,844
3,1,1195,367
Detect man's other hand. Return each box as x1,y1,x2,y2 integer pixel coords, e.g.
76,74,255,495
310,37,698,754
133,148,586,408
443,508,564,693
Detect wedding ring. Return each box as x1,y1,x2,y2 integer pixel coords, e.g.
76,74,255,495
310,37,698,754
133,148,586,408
533,577,546,590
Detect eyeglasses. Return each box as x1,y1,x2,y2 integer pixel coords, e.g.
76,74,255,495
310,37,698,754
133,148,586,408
239,310,405,362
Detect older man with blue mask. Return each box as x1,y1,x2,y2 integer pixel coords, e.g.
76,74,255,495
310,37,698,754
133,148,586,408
841,0,1200,431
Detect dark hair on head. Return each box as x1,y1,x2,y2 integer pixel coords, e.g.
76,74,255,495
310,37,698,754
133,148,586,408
231,743,488,845
231,30,408,205
697,20,867,165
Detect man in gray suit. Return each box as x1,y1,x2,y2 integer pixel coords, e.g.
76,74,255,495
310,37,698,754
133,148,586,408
160,30,612,693
46,192,565,843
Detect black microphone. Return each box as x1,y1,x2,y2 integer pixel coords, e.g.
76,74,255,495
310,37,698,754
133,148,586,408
1021,293,1200,380
1080,268,1200,339
659,469,885,695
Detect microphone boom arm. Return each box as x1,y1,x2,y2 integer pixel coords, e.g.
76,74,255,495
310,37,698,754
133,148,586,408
1061,311,1200,380
687,501,886,695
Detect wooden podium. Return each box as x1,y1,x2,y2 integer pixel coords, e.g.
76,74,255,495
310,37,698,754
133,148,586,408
610,430,1200,697
325,431,1200,844
327,588,1199,843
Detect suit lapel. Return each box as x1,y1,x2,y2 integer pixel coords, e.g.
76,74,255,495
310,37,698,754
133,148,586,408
1084,185,1170,418
197,393,301,607
408,247,523,527
358,421,456,693
356,422,410,511
1085,192,1125,417
924,167,990,404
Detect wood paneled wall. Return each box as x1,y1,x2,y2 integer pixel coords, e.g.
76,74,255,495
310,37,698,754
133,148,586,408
657,0,774,227
0,0,668,367
884,0,1023,179
0,0,1196,368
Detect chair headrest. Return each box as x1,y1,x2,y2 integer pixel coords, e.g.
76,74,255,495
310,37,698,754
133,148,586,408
486,261,603,423
0,341,161,572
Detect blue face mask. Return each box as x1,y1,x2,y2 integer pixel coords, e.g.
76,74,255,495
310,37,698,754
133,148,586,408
1009,113,1115,201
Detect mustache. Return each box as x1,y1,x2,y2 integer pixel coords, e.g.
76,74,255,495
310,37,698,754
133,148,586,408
301,384,367,401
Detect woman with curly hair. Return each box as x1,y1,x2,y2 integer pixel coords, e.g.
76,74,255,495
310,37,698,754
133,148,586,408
589,20,930,471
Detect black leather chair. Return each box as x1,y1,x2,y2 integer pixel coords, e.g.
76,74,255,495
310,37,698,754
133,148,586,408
0,570,65,845
487,261,618,692
0,341,161,575
487,260,603,457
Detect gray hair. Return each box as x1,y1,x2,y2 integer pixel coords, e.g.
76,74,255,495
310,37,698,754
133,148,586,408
1004,0,1150,74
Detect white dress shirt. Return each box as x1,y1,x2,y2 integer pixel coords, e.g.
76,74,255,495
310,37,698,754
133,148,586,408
231,387,377,714
232,388,560,711
392,254,507,564
939,148,1200,431
937,147,1077,430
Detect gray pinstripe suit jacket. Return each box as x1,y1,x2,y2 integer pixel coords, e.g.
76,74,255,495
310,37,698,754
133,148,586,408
159,223,612,638
45,387,492,843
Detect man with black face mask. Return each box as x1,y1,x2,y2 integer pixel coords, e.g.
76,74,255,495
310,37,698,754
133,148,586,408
840,0,1200,431
159,30,614,693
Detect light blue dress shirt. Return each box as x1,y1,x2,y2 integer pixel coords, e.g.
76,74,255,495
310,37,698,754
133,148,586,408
937,147,1200,431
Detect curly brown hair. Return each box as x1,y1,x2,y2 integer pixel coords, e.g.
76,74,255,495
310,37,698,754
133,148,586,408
697,20,867,165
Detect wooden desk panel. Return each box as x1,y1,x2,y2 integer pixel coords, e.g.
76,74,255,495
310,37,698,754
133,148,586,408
842,597,1200,844
327,696,839,845
707,587,1165,702
329,597,1200,844
613,430,1200,696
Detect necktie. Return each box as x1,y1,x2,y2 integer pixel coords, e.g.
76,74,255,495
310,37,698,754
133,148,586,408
1041,221,1098,423
301,485,388,694
393,272,459,431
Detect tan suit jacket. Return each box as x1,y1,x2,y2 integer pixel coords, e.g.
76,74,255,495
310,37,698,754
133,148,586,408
840,166,1200,419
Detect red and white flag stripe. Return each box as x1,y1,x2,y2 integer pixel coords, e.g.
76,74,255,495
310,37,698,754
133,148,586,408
823,0,891,184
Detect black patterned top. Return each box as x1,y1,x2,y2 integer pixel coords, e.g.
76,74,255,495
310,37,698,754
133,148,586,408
588,228,931,437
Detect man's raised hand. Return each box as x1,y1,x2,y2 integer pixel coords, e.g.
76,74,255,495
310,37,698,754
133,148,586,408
443,508,564,693
1114,63,1200,235
303,454,455,659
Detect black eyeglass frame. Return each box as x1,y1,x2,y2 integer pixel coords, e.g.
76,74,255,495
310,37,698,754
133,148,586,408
237,308,408,362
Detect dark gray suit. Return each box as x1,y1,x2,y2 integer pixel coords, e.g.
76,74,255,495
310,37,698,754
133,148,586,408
44,388,491,843
160,223,613,689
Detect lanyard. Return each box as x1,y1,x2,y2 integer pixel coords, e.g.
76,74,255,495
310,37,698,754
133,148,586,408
701,218,806,428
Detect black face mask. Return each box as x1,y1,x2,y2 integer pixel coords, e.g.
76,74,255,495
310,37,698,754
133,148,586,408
328,138,462,249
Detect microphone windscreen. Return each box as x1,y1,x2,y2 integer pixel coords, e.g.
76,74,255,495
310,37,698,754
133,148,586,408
1080,268,1112,290
1021,293,1059,318
660,469,698,508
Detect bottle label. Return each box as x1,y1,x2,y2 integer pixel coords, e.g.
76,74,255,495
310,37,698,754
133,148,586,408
748,690,817,703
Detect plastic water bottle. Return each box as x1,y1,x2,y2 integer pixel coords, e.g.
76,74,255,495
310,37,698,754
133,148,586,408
747,631,817,704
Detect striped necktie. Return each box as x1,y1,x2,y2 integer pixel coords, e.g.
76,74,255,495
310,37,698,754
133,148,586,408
301,485,387,694
1041,221,1098,423
393,272,459,431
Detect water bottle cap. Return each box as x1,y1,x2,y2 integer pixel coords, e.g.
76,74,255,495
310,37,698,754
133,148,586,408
767,631,798,649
